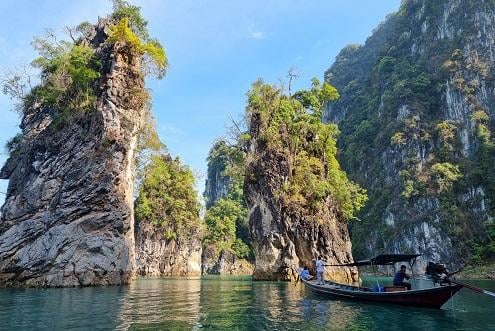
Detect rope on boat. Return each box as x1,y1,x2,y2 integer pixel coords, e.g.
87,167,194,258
450,280,495,298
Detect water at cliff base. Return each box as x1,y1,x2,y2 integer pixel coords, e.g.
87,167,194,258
0,276,494,330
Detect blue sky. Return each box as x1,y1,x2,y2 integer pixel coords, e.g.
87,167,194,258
0,0,401,205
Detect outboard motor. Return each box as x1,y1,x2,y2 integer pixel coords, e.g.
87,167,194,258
425,262,451,285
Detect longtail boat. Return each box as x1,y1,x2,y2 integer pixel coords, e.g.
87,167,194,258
301,254,463,309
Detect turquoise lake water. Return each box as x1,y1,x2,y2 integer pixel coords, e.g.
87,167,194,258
0,276,494,330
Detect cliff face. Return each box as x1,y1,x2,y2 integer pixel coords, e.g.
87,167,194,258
204,168,230,209
202,140,254,275
201,246,254,275
0,19,145,287
244,145,357,282
324,0,495,269
135,220,202,276
133,154,203,277
204,141,234,208
244,83,360,283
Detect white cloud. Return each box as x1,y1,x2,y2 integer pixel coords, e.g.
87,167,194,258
250,30,264,39
247,24,265,40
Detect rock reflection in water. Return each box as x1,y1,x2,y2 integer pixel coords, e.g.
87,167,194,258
197,276,253,329
0,286,128,330
116,277,201,330
0,277,493,330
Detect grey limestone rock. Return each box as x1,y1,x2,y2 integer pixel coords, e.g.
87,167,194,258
134,218,202,277
0,18,145,287
201,245,254,275
244,114,358,283
324,0,495,269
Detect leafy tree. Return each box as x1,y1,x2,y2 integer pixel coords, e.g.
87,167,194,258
246,79,367,220
391,132,406,146
204,198,246,244
4,133,22,155
3,33,103,120
430,162,462,193
135,155,201,241
112,0,149,40
108,1,167,79
231,239,251,259
204,140,252,259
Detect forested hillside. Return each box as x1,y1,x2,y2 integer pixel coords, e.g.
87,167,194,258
324,0,495,270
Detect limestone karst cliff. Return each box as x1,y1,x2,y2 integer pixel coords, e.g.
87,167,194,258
134,154,202,276
202,140,254,275
201,247,254,275
0,7,164,286
324,0,495,269
204,141,233,209
244,81,366,282
135,219,202,276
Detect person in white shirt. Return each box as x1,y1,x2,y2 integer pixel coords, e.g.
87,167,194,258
315,256,325,285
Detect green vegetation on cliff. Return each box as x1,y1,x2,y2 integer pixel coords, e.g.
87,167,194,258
109,0,167,79
204,77,369,262
245,79,367,219
2,35,101,120
2,0,167,125
29,41,100,116
135,155,202,241
324,0,495,263
204,140,251,259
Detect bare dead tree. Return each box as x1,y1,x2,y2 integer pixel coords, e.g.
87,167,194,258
64,26,78,43
228,113,242,135
277,77,286,92
1,65,36,114
287,66,299,96
225,113,247,146
44,28,57,43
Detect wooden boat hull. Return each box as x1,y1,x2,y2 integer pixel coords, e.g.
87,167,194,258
302,279,463,309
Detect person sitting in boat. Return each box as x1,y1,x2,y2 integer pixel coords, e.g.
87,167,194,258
393,265,411,290
315,256,325,285
299,266,313,280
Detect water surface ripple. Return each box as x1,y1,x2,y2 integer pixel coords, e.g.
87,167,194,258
0,276,493,330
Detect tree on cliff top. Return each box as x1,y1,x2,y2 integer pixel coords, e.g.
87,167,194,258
135,155,202,241
2,0,168,184
245,79,368,220
2,0,167,120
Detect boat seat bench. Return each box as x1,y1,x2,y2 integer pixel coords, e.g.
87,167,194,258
384,286,407,292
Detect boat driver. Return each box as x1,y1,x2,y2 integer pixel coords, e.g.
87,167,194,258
316,256,325,285
393,265,411,290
